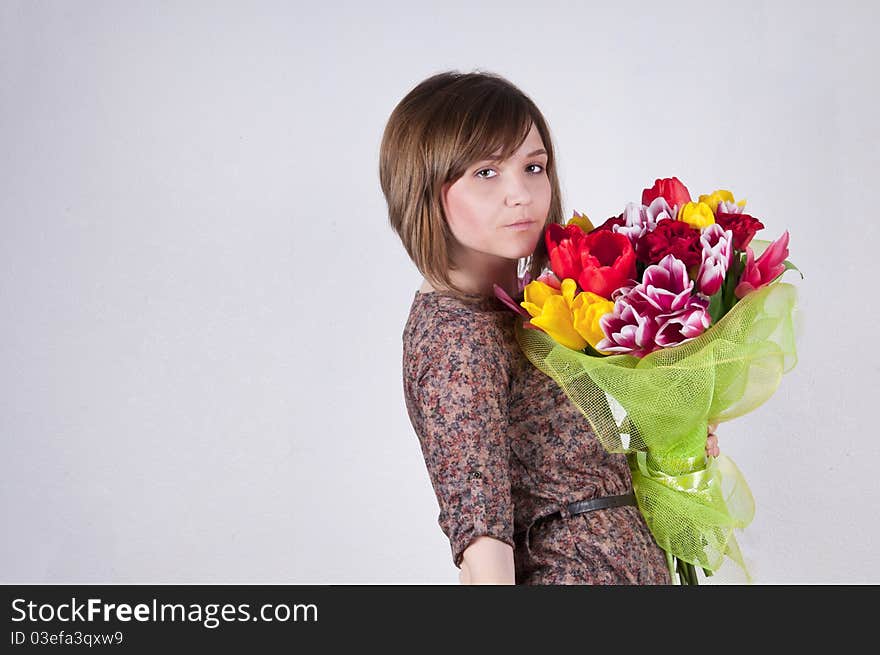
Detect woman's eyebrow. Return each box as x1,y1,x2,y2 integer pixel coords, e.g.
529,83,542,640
483,148,548,163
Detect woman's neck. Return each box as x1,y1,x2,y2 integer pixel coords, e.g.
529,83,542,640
446,259,519,298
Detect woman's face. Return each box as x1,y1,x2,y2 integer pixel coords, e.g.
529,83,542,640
441,122,551,264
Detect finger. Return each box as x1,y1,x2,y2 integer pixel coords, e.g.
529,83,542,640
705,436,720,457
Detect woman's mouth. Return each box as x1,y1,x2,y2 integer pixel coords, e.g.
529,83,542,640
505,219,535,231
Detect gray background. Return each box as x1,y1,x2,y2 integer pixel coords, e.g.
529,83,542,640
2,0,877,584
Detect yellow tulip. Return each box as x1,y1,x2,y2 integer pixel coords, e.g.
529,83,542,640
566,210,594,233
677,201,715,229
559,277,578,306
521,278,587,351
521,280,562,317
698,189,747,214
531,296,588,351
571,291,616,354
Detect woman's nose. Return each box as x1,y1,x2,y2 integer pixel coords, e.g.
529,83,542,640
504,174,533,206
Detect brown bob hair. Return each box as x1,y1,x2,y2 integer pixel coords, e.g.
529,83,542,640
378,70,565,299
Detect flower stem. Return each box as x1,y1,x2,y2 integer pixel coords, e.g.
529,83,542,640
675,557,700,585
666,551,677,585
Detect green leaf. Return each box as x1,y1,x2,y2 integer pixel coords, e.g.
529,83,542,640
707,288,724,324
718,251,745,319
765,259,804,286
781,258,804,279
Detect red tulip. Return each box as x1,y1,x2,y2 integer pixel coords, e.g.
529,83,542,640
715,211,765,251
577,230,638,299
545,223,588,281
544,223,636,299
545,223,637,299
635,218,703,267
642,177,692,214
590,213,627,234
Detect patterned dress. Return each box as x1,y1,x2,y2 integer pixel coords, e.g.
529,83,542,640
402,289,671,584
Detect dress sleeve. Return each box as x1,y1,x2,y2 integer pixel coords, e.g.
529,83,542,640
410,311,515,569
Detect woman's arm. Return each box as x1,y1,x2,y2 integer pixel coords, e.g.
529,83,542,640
459,536,515,585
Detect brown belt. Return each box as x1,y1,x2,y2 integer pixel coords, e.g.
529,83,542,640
567,491,637,515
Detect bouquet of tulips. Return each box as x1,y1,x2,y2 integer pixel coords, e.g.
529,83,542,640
495,176,803,585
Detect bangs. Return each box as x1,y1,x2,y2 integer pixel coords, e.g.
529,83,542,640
445,90,537,179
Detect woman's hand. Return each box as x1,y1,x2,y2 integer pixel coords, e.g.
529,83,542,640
706,421,720,458
460,536,515,585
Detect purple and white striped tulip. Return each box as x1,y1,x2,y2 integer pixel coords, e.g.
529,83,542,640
696,223,734,297
596,254,711,357
717,199,745,215
611,198,676,246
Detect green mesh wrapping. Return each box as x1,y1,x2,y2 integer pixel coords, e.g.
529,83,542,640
514,281,800,583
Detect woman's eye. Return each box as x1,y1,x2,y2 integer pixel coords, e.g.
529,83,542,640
476,163,545,179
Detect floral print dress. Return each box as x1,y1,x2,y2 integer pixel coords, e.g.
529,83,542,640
402,289,671,584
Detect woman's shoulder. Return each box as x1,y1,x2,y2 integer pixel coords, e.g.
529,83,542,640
406,289,511,344
402,288,517,375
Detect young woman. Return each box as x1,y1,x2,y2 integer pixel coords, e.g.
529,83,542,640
380,70,720,585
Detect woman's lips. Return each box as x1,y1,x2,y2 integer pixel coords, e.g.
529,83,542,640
505,220,535,231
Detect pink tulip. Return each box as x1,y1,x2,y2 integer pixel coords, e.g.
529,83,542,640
717,199,745,215
696,223,733,297
536,269,562,290
596,254,711,357
493,283,531,318
733,230,790,299
612,199,676,246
